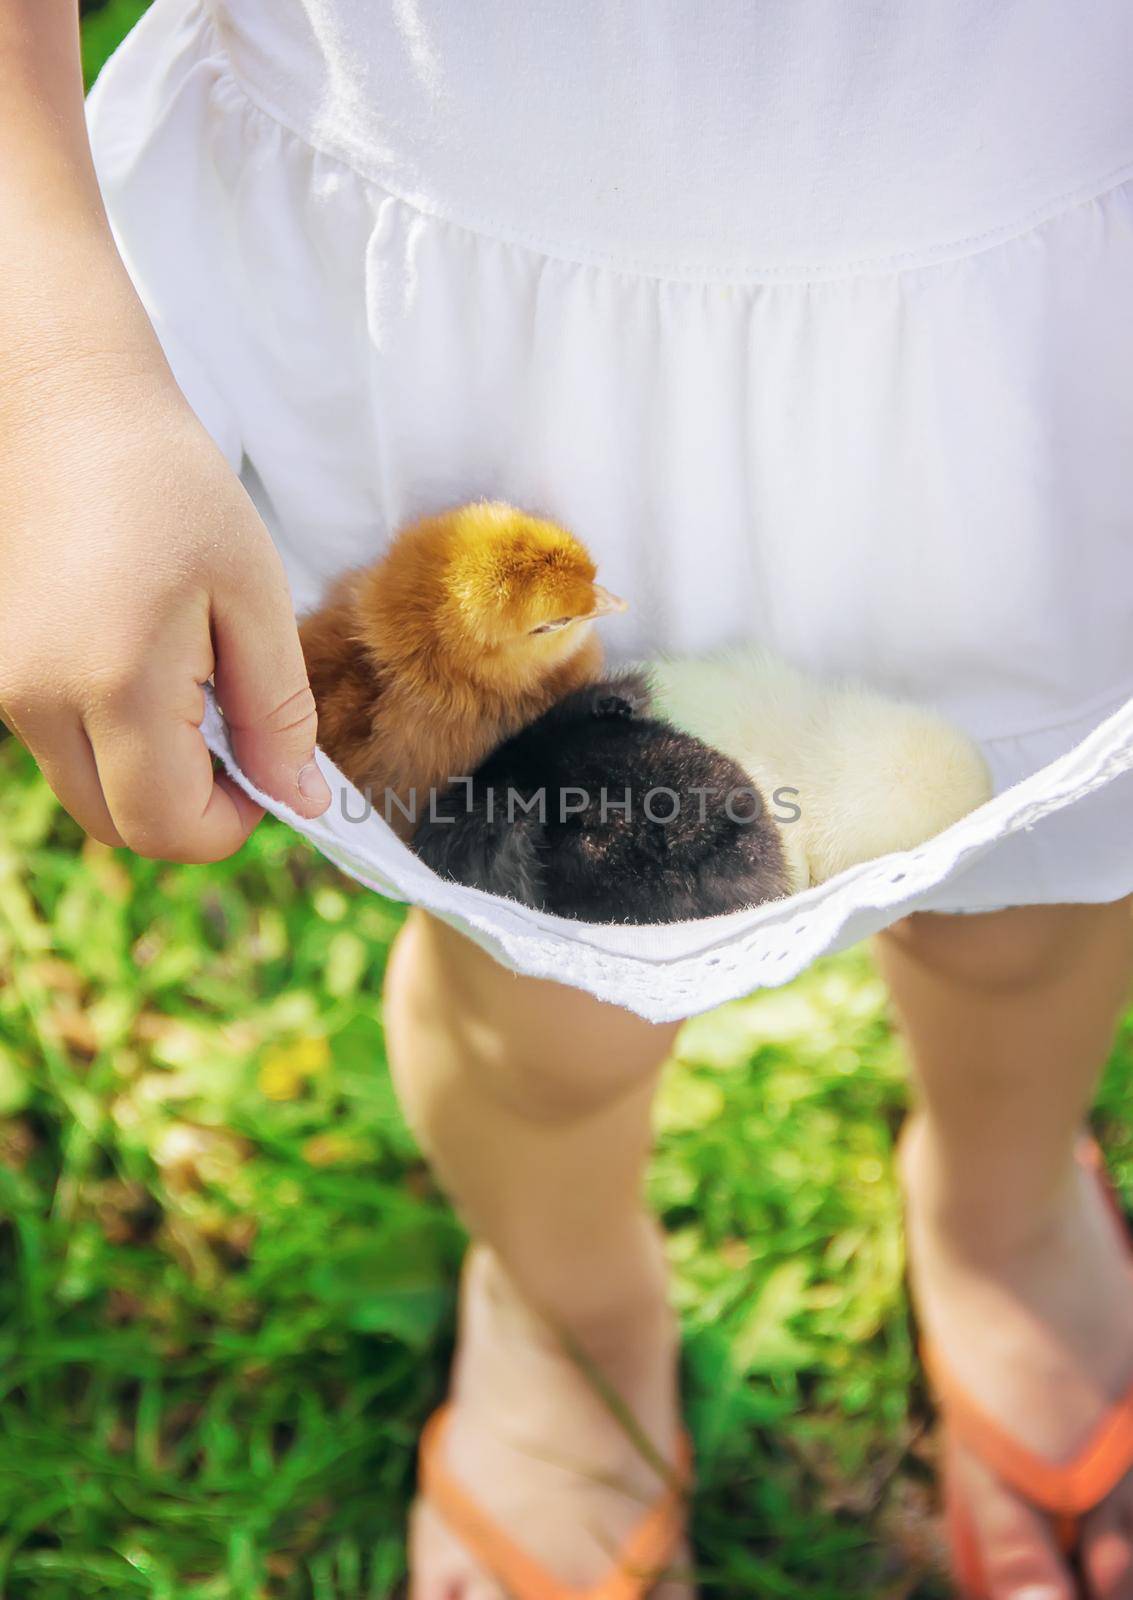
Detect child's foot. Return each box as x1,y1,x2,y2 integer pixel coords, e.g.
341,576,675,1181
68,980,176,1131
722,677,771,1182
409,1244,693,1599
901,1121,1133,1599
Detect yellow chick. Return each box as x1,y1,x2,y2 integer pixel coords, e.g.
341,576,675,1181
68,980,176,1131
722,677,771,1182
299,502,624,832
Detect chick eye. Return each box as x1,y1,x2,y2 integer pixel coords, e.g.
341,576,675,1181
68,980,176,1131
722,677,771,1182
530,616,573,635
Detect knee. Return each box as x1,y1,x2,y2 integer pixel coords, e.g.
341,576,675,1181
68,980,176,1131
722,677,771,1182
877,902,1129,998
454,1013,666,1123
383,910,677,1123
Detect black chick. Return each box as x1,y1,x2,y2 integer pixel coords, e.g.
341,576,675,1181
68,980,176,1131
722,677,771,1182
412,672,790,924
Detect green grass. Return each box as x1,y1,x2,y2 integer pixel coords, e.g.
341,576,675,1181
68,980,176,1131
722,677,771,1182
5,732,1133,1598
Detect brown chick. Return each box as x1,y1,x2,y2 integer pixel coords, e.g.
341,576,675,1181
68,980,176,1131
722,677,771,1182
299,502,625,834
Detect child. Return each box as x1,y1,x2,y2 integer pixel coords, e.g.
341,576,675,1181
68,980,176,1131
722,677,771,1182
3,3,1133,1595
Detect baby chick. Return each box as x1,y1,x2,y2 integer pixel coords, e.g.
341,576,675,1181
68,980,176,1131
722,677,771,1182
299,502,625,833
652,648,992,891
413,672,790,923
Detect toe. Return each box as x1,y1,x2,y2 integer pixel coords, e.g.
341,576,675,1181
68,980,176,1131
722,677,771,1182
957,1450,1076,1600
1081,1486,1133,1599
408,1499,506,1600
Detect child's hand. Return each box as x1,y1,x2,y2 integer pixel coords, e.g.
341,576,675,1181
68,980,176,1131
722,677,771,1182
0,351,332,862
0,0,330,863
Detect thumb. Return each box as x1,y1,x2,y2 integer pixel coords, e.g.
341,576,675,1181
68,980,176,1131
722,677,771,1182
211,558,332,819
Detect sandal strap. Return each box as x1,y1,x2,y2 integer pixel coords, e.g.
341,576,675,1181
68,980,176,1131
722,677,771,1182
418,1405,692,1600
924,1135,1133,1521
924,1337,1133,1518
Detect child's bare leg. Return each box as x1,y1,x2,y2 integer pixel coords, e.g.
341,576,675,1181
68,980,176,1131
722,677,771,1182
876,900,1133,1600
384,908,690,1599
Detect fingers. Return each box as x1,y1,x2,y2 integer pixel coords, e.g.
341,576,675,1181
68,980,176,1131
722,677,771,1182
210,553,331,818
3,510,327,859
86,704,264,865
1,706,125,846
5,657,267,863
4,573,310,862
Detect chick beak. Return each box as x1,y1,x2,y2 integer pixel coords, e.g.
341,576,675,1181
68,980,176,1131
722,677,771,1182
583,585,628,620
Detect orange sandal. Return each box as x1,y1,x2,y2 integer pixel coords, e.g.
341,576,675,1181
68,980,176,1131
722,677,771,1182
923,1140,1133,1597
417,1403,693,1600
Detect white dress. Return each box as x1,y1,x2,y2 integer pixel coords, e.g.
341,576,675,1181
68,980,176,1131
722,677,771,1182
86,0,1133,1019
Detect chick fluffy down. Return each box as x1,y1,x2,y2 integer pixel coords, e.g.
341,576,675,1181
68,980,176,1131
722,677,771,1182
651,649,993,891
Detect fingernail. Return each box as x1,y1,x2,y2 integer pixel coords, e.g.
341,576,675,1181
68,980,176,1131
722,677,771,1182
297,760,331,807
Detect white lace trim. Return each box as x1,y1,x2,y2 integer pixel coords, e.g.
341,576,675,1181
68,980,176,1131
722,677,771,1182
201,689,1133,1021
